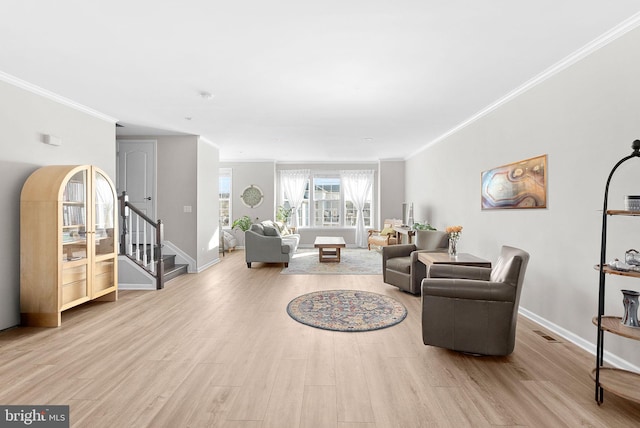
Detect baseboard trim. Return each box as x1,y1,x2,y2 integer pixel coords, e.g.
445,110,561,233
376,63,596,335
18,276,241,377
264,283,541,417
519,307,640,373
118,282,156,291
163,241,196,273
196,258,220,273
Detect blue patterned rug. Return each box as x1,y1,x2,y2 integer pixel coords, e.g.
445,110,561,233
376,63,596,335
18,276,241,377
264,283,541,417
286,290,407,332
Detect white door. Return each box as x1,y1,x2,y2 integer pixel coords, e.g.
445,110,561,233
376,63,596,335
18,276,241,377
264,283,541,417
116,140,157,244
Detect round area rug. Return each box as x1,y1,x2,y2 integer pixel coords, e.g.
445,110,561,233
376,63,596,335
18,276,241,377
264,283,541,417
286,290,407,332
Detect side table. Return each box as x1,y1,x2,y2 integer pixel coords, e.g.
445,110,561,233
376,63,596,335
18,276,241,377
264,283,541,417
418,252,492,268
393,226,415,244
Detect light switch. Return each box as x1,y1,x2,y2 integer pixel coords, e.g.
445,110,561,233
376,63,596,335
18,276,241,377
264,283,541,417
183,205,192,213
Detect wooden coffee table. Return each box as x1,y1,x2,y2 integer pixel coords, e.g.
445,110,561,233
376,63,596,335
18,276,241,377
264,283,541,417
418,252,492,268
314,236,346,263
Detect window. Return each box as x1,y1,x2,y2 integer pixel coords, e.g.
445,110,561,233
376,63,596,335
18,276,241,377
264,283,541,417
345,200,371,227
314,176,341,226
219,168,232,227
281,171,373,228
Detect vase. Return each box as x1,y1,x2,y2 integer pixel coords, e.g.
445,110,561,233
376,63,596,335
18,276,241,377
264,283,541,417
448,237,458,257
621,289,640,328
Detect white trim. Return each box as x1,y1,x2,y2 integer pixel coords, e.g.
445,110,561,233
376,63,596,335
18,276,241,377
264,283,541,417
163,241,196,273
199,136,219,149
519,307,640,373
276,160,380,166
117,255,156,290
118,282,156,291
196,258,221,273
0,70,118,123
408,11,640,159
161,241,220,273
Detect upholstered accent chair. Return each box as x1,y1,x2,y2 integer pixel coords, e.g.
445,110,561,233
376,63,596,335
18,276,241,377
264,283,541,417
421,245,530,356
382,230,448,294
367,219,402,250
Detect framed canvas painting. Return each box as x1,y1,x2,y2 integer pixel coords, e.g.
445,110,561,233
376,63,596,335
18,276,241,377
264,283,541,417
481,155,547,209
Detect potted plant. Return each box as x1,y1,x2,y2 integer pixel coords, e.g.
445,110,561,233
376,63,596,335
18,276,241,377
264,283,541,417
276,205,293,224
413,222,436,231
232,215,253,232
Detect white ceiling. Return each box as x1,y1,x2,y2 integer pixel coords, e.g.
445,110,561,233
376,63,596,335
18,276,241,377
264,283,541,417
2,1,640,162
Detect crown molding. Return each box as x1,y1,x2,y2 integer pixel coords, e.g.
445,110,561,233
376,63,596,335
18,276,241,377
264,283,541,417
0,70,118,123
275,160,378,165
198,136,220,149
408,11,640,160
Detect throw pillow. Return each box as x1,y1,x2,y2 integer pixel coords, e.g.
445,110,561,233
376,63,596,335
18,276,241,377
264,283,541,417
250,223,265,234
263,224,281,237
380,227,395,236
275,221,291,236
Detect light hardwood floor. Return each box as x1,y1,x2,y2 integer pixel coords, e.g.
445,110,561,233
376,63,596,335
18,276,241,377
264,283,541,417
2,249,640,427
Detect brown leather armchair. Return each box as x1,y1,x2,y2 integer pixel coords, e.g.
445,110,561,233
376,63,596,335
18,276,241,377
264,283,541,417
382,230,448,294
421,246,530,356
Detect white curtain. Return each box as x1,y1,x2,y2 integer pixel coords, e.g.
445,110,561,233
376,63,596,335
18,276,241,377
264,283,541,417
341,170,374,248
280,169,310,228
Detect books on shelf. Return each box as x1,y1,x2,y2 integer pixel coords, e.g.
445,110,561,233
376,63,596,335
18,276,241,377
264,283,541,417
62,205,85,226
63,181,85,203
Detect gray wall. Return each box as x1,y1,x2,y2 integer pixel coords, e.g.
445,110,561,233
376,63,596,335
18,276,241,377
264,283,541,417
119,135,220,270
220,161,277,246
221,161,395,247
405,25,640,368
0,79,116,330
378,160,405,227
156,136,199,258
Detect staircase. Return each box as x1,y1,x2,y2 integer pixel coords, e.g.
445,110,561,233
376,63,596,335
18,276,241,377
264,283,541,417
130,243,189,285
161,253,189,283
119,192,189,289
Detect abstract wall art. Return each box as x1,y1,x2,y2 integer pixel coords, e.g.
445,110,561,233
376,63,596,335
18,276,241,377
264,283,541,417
481,155,547,210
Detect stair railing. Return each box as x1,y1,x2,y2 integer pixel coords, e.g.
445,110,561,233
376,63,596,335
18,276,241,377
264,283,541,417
118,191,165,289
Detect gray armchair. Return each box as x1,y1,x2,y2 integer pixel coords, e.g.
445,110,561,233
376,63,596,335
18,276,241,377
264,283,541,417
421,245,530,356
382,230,448,294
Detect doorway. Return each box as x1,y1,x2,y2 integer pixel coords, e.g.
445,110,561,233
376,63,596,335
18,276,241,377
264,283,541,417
116,140,157,243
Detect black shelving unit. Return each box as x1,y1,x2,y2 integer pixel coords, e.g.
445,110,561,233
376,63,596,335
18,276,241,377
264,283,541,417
595,139,640,404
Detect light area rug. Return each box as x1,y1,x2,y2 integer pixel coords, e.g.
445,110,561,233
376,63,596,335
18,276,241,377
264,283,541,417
281,248,382,275
286,290,407,332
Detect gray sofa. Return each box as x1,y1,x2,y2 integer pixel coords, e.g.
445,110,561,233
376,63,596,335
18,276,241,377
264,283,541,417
245,221,300,268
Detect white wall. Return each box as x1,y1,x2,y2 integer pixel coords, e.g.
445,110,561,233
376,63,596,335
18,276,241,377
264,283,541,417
197,139,220,269
0,79,116,330
405,25,640,367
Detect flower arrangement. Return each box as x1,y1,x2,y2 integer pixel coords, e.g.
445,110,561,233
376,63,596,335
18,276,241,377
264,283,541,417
445,225,463,240
445,225,463,256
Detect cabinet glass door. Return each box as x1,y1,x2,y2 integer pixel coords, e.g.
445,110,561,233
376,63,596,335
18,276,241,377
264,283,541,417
62,170,88,261
93,170,116,295
95,171,115,256
61,169,89,307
